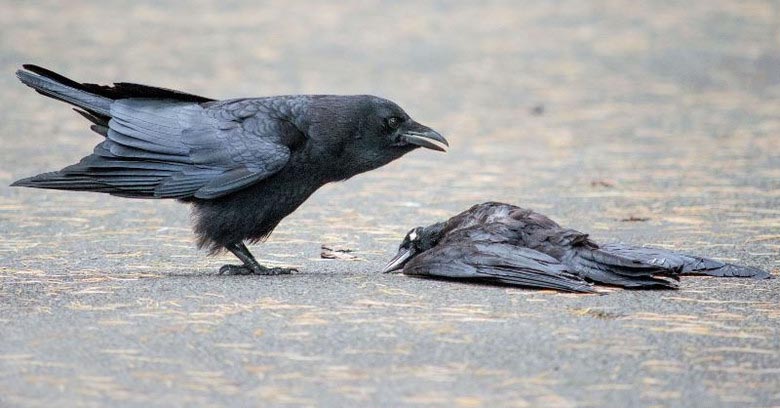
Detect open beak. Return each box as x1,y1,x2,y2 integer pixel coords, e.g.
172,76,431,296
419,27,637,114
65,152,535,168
382,247,414,273
400,122,448,152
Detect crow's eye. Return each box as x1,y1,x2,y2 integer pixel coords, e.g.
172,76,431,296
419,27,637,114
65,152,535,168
387,117,401,129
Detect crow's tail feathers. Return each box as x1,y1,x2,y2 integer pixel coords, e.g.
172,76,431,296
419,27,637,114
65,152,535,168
16,64,214,121
16,65,113,118
688,262,771,278
597,243,771,279
569,243,771,288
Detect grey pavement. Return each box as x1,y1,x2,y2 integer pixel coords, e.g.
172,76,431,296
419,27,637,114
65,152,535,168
1,1,779,407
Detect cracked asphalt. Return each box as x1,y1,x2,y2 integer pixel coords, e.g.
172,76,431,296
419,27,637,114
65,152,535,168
1,1,779,407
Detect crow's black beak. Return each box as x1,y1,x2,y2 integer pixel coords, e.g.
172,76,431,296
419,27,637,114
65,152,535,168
382,247,414,273
400,122,448,152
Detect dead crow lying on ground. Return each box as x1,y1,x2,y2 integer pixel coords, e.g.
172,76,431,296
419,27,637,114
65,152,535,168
13,65,448,275
384,202,770,292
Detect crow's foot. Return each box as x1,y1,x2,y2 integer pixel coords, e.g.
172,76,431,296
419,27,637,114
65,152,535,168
218,264,296,275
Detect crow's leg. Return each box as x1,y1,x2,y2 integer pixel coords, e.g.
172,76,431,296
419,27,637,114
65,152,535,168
219,242,296,275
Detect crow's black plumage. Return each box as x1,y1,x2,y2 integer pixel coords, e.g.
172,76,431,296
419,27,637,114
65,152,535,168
13,65,448,275
384,202,770,292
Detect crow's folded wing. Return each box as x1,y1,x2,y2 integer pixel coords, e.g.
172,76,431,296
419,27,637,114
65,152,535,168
403,240,596,293
15,97,306,199
565,245,680,289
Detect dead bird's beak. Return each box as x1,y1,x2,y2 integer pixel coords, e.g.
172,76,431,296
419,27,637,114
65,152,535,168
382,247,414,273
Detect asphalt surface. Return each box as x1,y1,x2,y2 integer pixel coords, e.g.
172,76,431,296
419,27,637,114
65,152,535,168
1,1,779,407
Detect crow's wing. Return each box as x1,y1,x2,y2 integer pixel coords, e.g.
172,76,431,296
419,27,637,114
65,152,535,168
565,246,681,288
598,243,770,279
14,97,306,199
403,240,595,293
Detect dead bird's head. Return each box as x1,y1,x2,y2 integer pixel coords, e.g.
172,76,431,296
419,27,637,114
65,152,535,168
382,222,446,273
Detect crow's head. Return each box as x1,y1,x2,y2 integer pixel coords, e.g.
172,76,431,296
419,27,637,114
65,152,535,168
382,222,446,273
309,95,447,179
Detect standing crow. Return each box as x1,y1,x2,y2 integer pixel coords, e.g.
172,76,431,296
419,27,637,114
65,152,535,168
12,65,448,275
383,202,770,292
